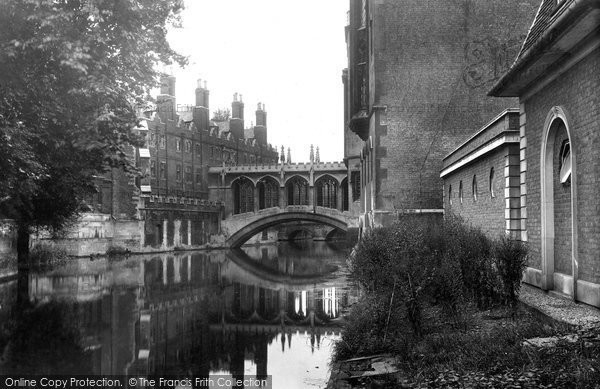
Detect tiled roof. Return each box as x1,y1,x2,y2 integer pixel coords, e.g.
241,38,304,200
515,0,573,63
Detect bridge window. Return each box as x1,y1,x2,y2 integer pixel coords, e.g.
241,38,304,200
233,177,254,214
258,177,279,209
286,176,309,206
316,176,338,209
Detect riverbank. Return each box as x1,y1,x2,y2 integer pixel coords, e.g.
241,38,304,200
328,218,600,388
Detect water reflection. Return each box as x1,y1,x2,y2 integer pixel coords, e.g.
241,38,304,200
0,242,355,388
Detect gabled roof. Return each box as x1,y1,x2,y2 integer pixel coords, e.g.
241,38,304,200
490,0,600,97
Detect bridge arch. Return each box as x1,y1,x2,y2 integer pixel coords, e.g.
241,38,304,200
226,212,348,248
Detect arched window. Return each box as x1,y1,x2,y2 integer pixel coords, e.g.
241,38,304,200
472,175,478,201
316,176,338,209
459,180,463,204
489,167,495,198
448,185,452,206
341,177,349,211
286,176,309,206
233,177,254,214
258,177,279,209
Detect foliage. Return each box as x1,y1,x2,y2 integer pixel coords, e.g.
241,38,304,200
105,245,130,257
212,108,231,122
28,242,69,268
0,0,187,255
494,236,528,307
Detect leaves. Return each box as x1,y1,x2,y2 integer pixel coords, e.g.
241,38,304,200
0,0,186,233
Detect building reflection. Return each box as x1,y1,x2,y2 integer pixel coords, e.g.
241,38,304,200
12,243,352,379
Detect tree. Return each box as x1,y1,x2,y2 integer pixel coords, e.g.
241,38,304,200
212,108,231,122
0,0,187,265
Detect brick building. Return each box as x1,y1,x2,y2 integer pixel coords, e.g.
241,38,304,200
489,0,600,307
343,0,539,232
79,76,279,251
440,110,521,238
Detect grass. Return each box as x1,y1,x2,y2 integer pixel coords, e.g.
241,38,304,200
334,301,600,388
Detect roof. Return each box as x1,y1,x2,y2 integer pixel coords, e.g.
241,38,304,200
490,0,600,97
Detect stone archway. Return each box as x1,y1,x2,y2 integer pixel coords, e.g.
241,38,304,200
540,106,578,298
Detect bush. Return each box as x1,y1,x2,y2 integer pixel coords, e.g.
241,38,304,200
494,236,528,308
29,243,69,268
105,245,130,257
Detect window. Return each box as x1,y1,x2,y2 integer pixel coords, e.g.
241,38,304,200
185,140,191,153
196,168,202,184
176,164,182,181
195,143,201,154
159,135,166,149
361,0,367,28
176,139,182,152
559,139,571,185
160,161,166,178
149,132,156,148
185,166,192,182
351,171,361,201
489,168,495,198
459,180,463,204
472,175,477,201
150,161,156,177
448,185,452,206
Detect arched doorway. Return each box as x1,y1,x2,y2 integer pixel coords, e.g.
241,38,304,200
315,175,338,209
232,177,254,214
257,177,279,209
540,107,577,297
286,176,309,206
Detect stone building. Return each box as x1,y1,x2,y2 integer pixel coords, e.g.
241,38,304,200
343,0,539,232
488,0,600,307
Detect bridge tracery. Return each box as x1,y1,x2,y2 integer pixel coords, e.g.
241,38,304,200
233,176,254,214
286,176,309,206
257,177,279,209
315,175,338,209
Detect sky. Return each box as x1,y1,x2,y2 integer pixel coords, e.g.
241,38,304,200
167,0,349,163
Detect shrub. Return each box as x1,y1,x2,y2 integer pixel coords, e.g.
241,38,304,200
493,236,528,308
29,243,69,268
105,245,129,257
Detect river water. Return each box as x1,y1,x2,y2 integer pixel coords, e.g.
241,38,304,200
0,241,356,388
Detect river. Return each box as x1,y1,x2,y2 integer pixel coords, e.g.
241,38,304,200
0,241,356,388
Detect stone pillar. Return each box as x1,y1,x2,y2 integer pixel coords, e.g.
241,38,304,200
347,166,353,209
279,186,286,209
162,219,168,249
309,186,314,208
337,183,343,211
139,220,146,248
174,220,181,247
187,220,192,246
254,186,260,212
162,257,167,285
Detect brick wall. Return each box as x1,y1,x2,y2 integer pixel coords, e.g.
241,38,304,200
368,0,538,212
524,48,600,284
443,147,512,238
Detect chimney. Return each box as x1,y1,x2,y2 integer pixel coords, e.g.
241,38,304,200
193,78,210,130
254,101,268,145
157,74,176,121
230,92,245,139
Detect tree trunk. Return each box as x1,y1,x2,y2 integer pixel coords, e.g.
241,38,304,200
17,224,30,270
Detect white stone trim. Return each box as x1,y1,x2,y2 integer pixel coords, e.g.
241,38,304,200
440,134,520,178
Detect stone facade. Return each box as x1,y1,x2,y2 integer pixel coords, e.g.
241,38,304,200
343,0,539,231
489,0,600,306
441,110,521,238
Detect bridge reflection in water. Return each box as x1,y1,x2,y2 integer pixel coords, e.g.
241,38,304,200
2,242,355,388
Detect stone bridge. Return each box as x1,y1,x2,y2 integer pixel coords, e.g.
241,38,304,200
208,161,359,247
